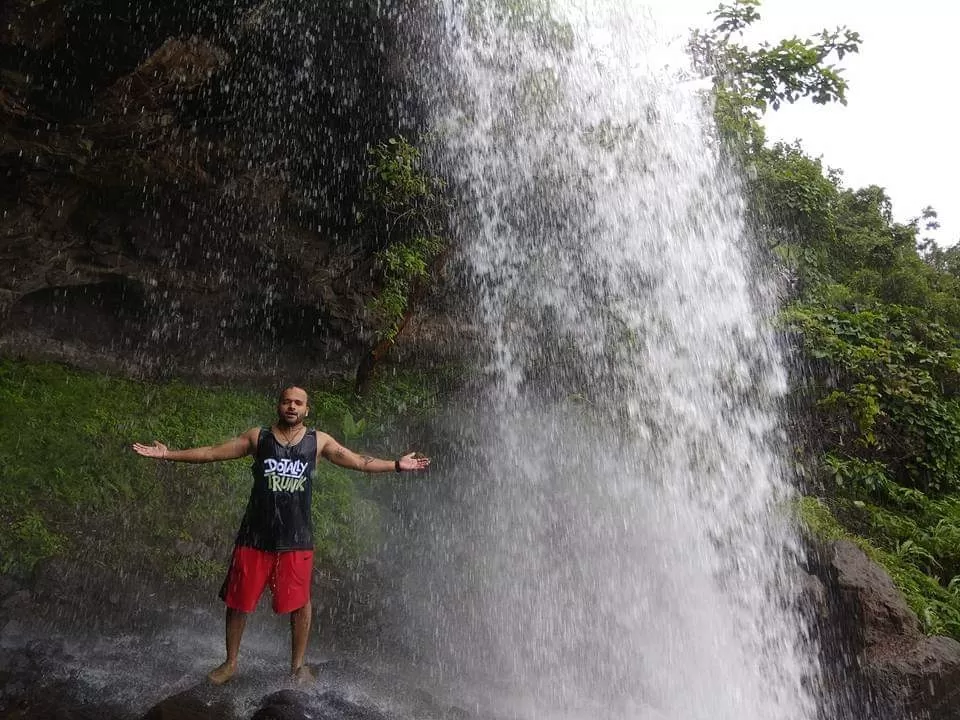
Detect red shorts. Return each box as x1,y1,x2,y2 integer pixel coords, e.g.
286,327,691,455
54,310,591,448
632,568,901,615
219,546,313,614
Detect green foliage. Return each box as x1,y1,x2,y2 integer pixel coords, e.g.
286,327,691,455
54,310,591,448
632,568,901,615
169,554,226,583
465,0,574,52
784,304,960,494
784,294,960,639
795,496,847,542
365,136,446,342
691,0,860,150
0,361,257,577
821,454,888,493
310,462,363,562
340,410,367,443
751,143,838,249
877,543,960,637
370,234,444,341
924,237,960,279
750,146,960,320
356,366,442,421
367,137,436,216
0,508,64,575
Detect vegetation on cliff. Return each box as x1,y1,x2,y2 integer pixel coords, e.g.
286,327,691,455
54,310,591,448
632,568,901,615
700,0,960,637
355,135,449,394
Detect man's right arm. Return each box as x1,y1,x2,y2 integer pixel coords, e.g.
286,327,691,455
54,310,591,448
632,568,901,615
132,427,259,463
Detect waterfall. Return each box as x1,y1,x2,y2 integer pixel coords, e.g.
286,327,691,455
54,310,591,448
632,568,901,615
386,2,821,718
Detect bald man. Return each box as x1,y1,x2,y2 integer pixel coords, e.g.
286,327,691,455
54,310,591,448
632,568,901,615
132,386,430,685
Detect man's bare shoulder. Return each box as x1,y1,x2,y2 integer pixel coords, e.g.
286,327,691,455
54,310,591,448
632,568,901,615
241,426,263,449
311,428,335,444
311,430,339,455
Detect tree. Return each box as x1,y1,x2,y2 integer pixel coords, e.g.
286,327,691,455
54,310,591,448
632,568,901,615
690,0,861,150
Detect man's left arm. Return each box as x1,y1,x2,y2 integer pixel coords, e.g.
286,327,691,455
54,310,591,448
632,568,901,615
317,432,430,473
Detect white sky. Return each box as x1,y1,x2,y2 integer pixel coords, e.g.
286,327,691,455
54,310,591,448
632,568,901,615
644,0,960,245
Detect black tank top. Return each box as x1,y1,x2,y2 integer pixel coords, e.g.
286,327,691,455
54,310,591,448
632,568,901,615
234,428,317,551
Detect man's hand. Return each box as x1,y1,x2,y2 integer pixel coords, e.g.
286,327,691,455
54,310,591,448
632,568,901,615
132,441,169,459
398,452,430,471
130,431,255,463
318,432,431,473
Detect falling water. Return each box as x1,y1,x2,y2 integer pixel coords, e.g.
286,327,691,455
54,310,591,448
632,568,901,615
387,2,820,719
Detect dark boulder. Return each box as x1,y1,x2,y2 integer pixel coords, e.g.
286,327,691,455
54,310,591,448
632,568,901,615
831,539,923,660
881,635,960,720
140,685,235,720
811,539,960,720
252,689,392,720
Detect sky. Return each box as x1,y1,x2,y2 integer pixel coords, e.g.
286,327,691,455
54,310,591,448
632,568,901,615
646,0,960,245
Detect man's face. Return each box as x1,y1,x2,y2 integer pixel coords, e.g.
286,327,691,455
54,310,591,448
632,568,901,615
277,387,309,427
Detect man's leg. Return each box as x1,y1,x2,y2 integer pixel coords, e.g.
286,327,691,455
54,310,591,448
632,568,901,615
271,550,314,681
208,608,247,685
212,546,271,684
290,600,312,678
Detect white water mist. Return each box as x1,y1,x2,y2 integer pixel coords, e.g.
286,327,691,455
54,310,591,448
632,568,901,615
390,3,820,719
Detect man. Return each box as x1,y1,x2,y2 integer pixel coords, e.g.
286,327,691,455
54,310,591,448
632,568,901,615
132,386,430,685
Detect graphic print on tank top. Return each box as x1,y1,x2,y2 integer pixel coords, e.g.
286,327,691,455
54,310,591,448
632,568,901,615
235,428,317,551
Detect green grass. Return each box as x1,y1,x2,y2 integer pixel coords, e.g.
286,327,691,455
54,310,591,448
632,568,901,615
0,359,438,582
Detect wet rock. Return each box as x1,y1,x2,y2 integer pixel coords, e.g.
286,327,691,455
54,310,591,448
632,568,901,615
252,690,392,720
811,539,960,720
251,690,313,720
1,590,32,613
0,679,128,720
874,634,960,720
92,36,231,187
0,617,27,644
0,0,434,383
0,0,65,50
831,539,922,661
0,698,128,720
113,37,229,98
141,685,235,720
0,574,22,601
797,568,828,621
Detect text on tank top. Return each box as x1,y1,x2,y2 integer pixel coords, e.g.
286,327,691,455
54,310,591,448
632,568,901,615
235,428,317,551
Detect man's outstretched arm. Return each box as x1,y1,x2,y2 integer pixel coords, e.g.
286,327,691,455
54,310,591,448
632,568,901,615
132,428,259,463
317,432,430,473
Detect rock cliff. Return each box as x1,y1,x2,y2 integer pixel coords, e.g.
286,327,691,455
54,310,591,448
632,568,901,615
0,0,431,383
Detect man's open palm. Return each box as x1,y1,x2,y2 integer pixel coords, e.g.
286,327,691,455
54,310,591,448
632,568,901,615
398,452,430,471
132,441,168,458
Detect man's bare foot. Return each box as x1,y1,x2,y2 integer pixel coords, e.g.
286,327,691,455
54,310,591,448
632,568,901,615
292,665,315,685
207,661,238,685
